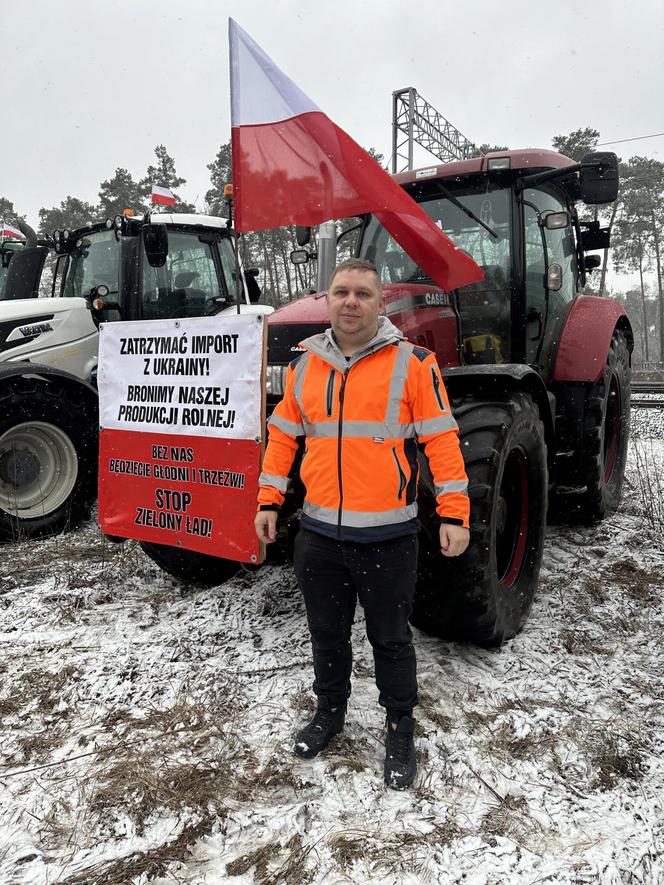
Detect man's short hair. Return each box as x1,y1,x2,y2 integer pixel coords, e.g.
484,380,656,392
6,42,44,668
329,258,381,290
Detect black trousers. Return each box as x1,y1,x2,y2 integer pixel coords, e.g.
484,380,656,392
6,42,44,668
293,528,418,718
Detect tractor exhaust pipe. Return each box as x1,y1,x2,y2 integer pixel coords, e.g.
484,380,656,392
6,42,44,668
16,220,38,247
317,221,337,292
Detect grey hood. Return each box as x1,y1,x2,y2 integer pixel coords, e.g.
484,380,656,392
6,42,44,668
300,316,405,374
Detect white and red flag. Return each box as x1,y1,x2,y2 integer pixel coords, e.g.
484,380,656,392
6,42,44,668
228,19,483,291
151,185,177,207
1,222,23,239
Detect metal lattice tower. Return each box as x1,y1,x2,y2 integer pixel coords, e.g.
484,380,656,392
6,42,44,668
391,87,482,173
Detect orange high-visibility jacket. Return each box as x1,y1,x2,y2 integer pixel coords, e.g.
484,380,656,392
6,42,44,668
258,317,469,541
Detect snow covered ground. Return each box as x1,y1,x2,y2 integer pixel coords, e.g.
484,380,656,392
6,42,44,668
0,411,663,885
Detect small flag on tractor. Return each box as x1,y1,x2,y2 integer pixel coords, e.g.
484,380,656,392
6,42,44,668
150,185,177,207
1,222,23,239
228,19,483,292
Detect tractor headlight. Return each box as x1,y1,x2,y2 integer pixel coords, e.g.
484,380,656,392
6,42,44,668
265,364,287,396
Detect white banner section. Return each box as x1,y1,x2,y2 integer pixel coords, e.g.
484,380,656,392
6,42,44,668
98,314,264,439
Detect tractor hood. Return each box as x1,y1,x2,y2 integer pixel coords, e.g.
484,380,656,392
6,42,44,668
0,297,99,383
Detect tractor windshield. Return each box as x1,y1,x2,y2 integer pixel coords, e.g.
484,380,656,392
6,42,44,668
141,230,232,320
359,186,513,362
62,229,120,299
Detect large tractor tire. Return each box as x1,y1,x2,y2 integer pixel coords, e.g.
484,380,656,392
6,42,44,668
0,378,97,540
411,392,548,646
556,330,630,524
140,541,241,585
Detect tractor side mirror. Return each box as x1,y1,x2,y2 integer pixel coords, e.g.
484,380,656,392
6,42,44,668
290,249,310,265
542,211,570,230
143,224,169,267
584,254,602,272
580,221,611,251
295,226,312,247
579,152,619,204
244,267,261,303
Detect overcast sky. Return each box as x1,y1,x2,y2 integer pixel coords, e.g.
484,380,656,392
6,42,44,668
2,0,663,232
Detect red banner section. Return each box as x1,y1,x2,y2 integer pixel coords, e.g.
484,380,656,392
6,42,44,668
99,429,261,562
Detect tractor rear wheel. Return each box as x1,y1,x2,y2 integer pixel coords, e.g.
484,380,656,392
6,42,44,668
140,541,241,585
558,330,631,523
411,392,547,646
0,378,97,539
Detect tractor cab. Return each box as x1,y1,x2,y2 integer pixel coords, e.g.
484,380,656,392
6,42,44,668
357,149,618,377
50,213,266,323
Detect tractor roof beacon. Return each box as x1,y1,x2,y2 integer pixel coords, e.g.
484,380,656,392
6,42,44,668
264,146,630,646
0,213,270,547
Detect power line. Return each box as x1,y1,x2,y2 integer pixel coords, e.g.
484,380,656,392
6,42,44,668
598,132,664,147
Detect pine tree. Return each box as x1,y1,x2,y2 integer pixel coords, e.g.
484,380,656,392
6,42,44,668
206,141,233,217
0,196,25,225
38,196,98,237
551,128,600,162
140,145,194,212
98,168,146,217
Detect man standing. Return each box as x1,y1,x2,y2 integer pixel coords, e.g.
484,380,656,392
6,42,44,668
255,259,469,789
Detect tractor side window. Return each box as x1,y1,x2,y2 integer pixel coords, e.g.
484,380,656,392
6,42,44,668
524,188,576,306
523,202,547,364
218,238,239,303
141,231,224,319
523,188,577,364
62,229,120,299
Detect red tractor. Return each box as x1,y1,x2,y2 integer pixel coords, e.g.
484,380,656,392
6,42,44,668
262,148,630,645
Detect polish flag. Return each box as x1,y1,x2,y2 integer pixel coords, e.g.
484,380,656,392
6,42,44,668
229,19,483,291
151,185,177,207
2,222,23,239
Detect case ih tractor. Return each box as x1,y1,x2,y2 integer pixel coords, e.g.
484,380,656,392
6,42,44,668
0,213,267,547
262,148,631,645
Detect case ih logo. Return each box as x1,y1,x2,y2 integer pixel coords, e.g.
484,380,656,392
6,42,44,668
20,322,53,337
423,292,450,307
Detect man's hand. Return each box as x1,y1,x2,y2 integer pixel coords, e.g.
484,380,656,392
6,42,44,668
440,523,469,557
254,510,278,544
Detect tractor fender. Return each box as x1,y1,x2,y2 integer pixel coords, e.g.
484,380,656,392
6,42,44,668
0,360,98,417
552,295,633,383
442,364,556,471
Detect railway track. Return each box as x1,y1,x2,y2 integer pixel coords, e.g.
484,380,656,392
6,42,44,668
631,382,664,395
630,381,664,408
631,397,664,409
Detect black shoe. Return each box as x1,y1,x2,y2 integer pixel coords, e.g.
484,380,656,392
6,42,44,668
384,716,417,789
293,697,346,759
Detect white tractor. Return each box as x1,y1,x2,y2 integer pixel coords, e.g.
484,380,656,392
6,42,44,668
0,212,270,542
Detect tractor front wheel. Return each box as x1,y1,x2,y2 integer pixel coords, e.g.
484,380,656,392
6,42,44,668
0,379,97,539
411,392,548,646
559,330,631,523
140,541,241,585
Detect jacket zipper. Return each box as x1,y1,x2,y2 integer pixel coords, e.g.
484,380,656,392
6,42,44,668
392,446,407,500
337,369,348,539
326,369,335,417
431,368,445,411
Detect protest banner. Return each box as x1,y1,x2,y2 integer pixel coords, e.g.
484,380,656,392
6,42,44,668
97,313,266,563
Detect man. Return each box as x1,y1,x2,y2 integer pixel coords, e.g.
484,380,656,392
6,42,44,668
255,259,469,789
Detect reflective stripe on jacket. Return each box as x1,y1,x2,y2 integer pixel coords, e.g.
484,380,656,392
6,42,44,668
258,316,469,541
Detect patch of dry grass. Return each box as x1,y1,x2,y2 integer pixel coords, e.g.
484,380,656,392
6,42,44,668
61,816,212,885
607,560,661,603
19,665,79,714
418,687,454,732
481,794,536,841
329,821,463,877
587,731,646,792
227,833,313,884
88,756,231,835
